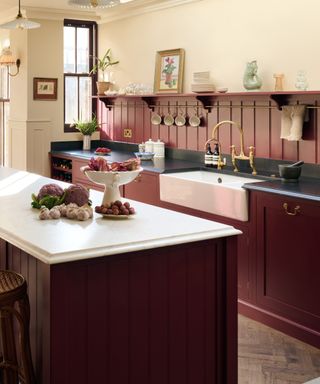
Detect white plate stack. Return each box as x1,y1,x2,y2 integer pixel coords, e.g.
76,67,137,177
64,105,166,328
191,71,215,93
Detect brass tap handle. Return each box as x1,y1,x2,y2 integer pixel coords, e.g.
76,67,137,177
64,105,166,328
230,145,239,173
248,146,257,175
216,141,225,170
217,155,224,170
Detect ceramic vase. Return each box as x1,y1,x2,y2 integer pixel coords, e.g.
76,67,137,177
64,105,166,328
96,81,111,95
273,74,284,91
83,135,91,151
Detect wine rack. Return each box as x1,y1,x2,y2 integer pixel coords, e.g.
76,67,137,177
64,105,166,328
51,155,72,183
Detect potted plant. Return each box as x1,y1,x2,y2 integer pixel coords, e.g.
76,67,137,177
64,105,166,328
90,48,119,95
74,115,99,150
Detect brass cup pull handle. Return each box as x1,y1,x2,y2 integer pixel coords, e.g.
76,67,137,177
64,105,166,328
283,203,300,216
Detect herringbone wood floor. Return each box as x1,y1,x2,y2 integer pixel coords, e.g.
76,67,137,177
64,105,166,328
238,315,320,384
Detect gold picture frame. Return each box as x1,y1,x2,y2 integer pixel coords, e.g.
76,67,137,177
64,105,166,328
33,78,58,100
154,48,185,94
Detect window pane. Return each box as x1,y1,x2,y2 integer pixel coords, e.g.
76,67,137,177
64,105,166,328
3,101,10,166
64,26,75,73
65,77,78,124
79,77,92,121
77,28,89,74
0,67,9,99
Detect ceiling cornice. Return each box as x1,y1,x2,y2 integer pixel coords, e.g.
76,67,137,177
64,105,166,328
98,0,203,24
24,6,100,21
0,0,202,25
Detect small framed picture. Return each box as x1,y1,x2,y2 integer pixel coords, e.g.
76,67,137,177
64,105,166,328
154,48,185,94
33,78,58,100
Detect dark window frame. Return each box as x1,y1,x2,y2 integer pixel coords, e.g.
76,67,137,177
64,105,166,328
64,19,98,133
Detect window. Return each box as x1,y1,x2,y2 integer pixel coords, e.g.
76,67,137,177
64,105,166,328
0,67,9,166
0,67,9,100
64,19,97,132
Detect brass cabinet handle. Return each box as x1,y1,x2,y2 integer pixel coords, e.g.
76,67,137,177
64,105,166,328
283,202,300,216
134,174,142,183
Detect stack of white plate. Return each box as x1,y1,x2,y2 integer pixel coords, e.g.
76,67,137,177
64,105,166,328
193,71,210,83
191,71,215,93
191,83,215,93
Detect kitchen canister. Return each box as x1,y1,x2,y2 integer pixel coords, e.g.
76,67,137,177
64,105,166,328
138,142,145,153
145,138,154,153
153,139,165,158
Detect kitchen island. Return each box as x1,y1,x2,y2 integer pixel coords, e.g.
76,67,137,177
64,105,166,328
0,167,240,384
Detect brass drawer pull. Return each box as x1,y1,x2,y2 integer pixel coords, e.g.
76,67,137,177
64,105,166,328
283,203,300,216
134,175,142,183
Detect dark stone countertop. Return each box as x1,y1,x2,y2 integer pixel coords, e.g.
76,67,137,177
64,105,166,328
50,149,202,174
50,141,320,201
243,178,320,202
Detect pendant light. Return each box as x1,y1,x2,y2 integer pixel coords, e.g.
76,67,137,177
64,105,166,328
0,0,40,30
68,0,121,8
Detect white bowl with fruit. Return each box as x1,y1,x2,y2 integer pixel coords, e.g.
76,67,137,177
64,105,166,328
94,147,111,155
95,200,135,219
81,157,142,209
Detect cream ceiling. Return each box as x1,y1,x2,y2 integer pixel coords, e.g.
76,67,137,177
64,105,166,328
0,0,202,24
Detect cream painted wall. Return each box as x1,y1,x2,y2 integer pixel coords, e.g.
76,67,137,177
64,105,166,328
4,0,320,174
99,0,320,92
26,19,98,142
0,31,10,50
7,18,98,175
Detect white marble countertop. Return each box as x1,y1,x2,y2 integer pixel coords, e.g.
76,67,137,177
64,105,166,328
0,167,240,264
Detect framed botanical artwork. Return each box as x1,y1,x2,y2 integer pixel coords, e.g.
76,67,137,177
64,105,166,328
154,48,185,93
33,78,58,100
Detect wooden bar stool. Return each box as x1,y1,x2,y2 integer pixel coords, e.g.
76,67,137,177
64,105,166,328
0,270,36,384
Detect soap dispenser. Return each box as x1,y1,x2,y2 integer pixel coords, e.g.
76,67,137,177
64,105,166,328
204,143,213,167
212,143,220,168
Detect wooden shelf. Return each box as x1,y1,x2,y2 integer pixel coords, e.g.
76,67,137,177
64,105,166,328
93,91,320,112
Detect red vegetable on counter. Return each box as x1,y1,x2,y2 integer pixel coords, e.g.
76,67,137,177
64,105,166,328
85,157,140,172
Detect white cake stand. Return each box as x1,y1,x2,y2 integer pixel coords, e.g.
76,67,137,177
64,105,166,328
81,167,143,206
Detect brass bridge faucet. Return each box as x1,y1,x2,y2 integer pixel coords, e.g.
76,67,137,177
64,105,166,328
206,120,257,175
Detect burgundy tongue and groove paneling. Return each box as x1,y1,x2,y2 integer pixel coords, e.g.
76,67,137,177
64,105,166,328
2,238,237,384
98,94,320,164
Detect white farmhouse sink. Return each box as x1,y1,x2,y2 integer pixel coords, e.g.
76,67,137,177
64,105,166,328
160,171,264,221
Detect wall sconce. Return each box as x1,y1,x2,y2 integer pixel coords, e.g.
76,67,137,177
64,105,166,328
0,48,20,77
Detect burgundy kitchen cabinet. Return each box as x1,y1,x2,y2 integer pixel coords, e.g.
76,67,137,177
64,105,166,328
244,191,320,348
160,200,252,302
2,238,238,384
72,158,104,191
72,157,123,195
123,170,163,206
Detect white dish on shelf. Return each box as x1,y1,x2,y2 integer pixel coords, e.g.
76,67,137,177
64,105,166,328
217,87,228,93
